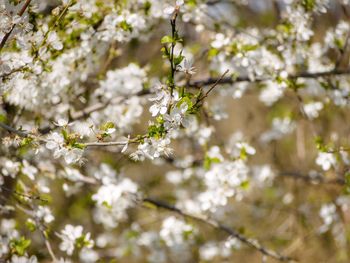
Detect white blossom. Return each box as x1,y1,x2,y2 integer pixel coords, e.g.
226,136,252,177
92,178,138,228
10,255,38,263
35,206,54,223
97,64,146,99
316,152,336,171
319,203,338,233
58,225,94,255
303,102,323,119
160,216,194,247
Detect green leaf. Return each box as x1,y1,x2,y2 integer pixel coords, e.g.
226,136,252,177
178,96,193,110
10,237,31,256
302,0,315,11
100,121,115,131
174,54,184,66
208,48,219,59
148,122,166,139
119,21,132,32
126,230,140,239
20,137,33,147
240,147,247,160
204,156,221,170
240,180,250,190
61,129,68,141
102,201,112,209
73,142,86,149
161,35,174,44
344,172,350,195
25,219,36,232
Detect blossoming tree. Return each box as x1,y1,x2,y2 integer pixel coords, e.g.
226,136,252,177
1,0,350,262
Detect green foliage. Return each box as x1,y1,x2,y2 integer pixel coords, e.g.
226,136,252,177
10,237,31,256
119,20,133,32
9,0,21,5
277,22,293,35
178,95,193,110
186,0,197,7
173,53,184,67
101,121,115,130
285,79,304,91
61,129,85,149
208,48,219,59
229,43,259,56
315,136,328,152
25,219,37,232
240,180,250,190
161,35,174,44
76,234,93,249
98,121,116,139
239,147,248,160
344,172,350,195
204,155,221,170
148,118,166,139
302,0,316,12
143,1,152,15
102,201,112,209
20,137,34,148
183,228,194,240
126,229,140,239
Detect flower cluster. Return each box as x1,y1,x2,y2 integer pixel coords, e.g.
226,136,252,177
58,224,94,256
92,173,138,228
1,0,350,262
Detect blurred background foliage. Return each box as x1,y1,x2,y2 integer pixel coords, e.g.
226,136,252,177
4,0,350,262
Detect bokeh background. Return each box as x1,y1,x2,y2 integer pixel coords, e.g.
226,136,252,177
3,0,350,262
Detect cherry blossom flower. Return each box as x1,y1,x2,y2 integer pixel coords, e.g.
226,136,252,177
316,152,337,171
58,225,94,255
178,59,196,75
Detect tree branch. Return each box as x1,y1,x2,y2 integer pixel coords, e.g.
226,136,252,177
0,0,32,53
279,171,345,185
84,141,128,147
0,121,29,137
189,68,350,88
193,69,229,108
143,197,295,262
70,90,150,121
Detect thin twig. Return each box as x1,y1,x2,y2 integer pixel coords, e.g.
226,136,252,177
193,69,229,107
279,172,345,185
16,203,58,262
169,7,179,96
201,69,229,99
1,185,48,203
0,0,32,53
44,239,58,262
84,136,142,147
37,1,72,55
0,121,48,143
189,68,350,88
60,68,350,125
0,121,28,137
84,141,128,147
143,197,294,262
70,90,150,121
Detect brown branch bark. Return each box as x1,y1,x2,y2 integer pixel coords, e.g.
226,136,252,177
0,0,32,53
143,197,295,262
189,68,350,88
279,171,345,185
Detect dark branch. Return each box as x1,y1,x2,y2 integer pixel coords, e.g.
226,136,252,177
189,68,350,88
143,197,295,262
279,171,345,185
0,0,32,53
0,121,29,137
